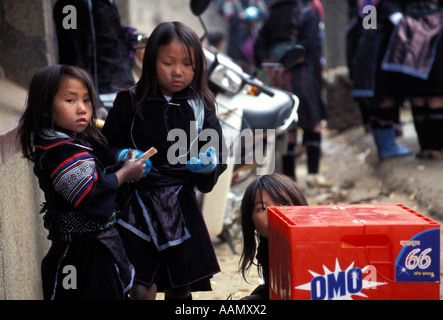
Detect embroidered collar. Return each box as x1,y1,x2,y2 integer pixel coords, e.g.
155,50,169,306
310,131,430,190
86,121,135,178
35,129,92,151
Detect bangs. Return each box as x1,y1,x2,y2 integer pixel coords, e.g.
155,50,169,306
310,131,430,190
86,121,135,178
178,39,196,70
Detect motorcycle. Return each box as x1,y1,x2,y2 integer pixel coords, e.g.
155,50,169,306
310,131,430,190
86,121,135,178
190,0,301,252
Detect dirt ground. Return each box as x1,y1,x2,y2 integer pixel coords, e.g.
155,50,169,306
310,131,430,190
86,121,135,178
190,113,443,300
194,237,259,300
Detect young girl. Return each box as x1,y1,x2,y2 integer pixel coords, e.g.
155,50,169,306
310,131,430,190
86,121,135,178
100,21,227,300
18,65,149,299
239,173,308,300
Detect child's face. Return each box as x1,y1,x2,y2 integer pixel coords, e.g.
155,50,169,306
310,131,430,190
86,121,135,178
252,190,280,238
52,76,92,135
156,39,195,97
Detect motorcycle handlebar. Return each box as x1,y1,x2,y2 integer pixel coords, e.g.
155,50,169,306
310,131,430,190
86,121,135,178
243,77,275,97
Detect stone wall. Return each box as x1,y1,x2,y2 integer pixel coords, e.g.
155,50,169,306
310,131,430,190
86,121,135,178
0,153,48,299
0,0,58,88
0,76,50,299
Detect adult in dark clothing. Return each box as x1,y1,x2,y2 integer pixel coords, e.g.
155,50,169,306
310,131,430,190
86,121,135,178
254,0,330,187
380,0,443,159
346,0,373,132
53,0,138,117
351,0,413,159
216,0,269,73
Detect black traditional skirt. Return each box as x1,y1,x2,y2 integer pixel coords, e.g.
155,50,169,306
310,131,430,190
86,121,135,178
381,6,443,95
41,227,133,300
116,186,220,291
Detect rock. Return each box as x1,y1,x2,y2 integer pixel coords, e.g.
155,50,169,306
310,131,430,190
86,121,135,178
322,66,362,132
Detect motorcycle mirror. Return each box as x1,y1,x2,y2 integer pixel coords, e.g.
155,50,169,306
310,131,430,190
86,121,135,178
190,0,210,16
279,45,306,69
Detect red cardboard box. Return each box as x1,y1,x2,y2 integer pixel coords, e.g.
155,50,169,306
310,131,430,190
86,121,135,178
268,204,440,300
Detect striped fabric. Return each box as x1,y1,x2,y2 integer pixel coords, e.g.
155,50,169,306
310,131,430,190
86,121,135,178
50,151,97,207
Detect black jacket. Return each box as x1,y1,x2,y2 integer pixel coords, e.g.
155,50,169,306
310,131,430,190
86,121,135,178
100,87,227,192
53,0,135,94
253,0,320,68
99,87,226,286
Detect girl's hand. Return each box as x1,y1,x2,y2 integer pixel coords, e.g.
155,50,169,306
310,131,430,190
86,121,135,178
117,148,152,177
186,147,217,174
115,157,147,186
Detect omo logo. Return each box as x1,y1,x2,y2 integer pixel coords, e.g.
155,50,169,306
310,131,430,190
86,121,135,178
295,259,387,300
311,266,362,300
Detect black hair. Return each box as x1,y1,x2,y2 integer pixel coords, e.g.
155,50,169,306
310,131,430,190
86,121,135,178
18,64,105,161
239,173,308,281
133,21,215,116
207,29,225,48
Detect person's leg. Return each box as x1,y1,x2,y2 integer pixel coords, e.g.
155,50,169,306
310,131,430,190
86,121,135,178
370,97,412,159
282,123,297,180
411,96,430,158
357,98,372,133
304,123,331,188
304,129,321,175
129,282,157,300
164,285,192,300
427,95,443,159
